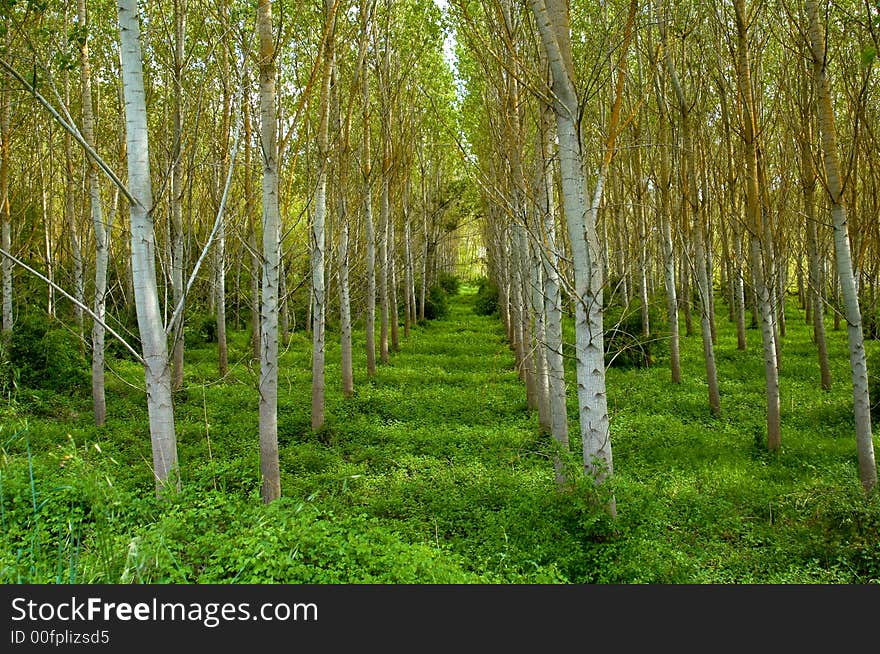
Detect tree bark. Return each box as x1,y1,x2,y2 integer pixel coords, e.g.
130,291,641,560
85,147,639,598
807,0,876,490
0,29,10,335
311,0,335,430
529,0,615,513
79,0,114,425
118,0,179,493
257,0,282,503
361,0,377,376
170,0,187,390
734,0,780,449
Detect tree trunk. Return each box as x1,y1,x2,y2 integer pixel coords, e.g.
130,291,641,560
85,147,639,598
529,0,615,514
244,87,260,360
361,0,377,376
0,29,10,335
807,0,876,491
659,0,720,415
170,0,187,390
63,59,84,338
79,0,114,426
733,224,747,349
257,0,282,503
379,150,390,364
390,209,400,353
311,0,335,430
734,0,779,449
118,0,179,494
539,116,569,485
334,53,354,399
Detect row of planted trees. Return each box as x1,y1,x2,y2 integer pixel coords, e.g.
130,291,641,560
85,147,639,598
452,0,879,501
0,0,472,502
1,0,878,510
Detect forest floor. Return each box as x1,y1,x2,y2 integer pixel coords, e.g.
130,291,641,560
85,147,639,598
2,287,879,583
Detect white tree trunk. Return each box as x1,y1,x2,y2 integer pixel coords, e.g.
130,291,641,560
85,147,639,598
379,157,390,364
311,0,334,430
257,0,281,502
530,0,614,510
79,0,114,426
63,63,84,337
170,0,186,390
537,114,569,485
808,0,876,490
0,30,10,335
118,0,179,493
361,0,377,376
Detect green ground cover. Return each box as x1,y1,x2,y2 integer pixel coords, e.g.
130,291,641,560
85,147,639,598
2,287,879,583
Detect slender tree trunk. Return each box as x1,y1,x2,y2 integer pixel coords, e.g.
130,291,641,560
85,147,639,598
659,0,720,415
419,162,428,322
0,30,10,335
403,178,413,339
361,0,377,376
390,211,400,352
243,87,260,360
170,0,186,390
63,61,84,338
530,0,615,514
807,0,876,491
806,193,831,390
733,223,747,349
795,77,832,391
311,0,335,430
529,221,550,434
39,153,54,318
539,117,569,485
379,147,390,364
334,57,354,399
734,0,779,449
79,0,113,425
214,36,232,378
118,0,179,493
662,216,680,383
257,0,281,503
653,66,681,383
680,240,694,336
705,213,717,345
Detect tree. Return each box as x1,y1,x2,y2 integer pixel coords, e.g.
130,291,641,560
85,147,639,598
118,0,179,493
528,0,615,511
806,0,877,491
257,0,282,503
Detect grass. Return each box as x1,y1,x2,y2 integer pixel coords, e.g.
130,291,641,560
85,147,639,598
1,286,879,583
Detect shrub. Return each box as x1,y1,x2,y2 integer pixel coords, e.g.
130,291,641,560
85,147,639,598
863,310,880,340
437,271,461,296
473,277,499,316
103,313,142,362
868,350,880,423
3,316,88,391
603,300,668,369
424,285,449,320
188,313,217,344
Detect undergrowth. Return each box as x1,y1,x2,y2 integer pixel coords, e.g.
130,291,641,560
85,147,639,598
2,287,879,583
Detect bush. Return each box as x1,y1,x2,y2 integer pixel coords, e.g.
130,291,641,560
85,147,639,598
437,271,460,296
473,277,499,316
185,313,217,344
869,350,880,423
102,311,142,362
863,310,880,340
424,285,450,320
603,300,668,369
3,316,88,391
